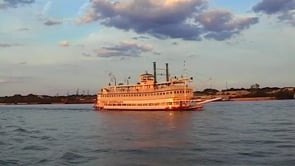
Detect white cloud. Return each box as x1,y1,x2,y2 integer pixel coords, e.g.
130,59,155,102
59,40,70,47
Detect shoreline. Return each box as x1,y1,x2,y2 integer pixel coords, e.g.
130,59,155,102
0,102,93,105
227,97,276,101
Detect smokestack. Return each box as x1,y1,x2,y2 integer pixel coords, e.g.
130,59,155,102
165,63,169,82
153,62,157,84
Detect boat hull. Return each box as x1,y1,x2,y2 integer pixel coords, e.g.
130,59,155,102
94,105,203,111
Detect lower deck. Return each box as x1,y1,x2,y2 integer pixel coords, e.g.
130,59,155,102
94,100,203,111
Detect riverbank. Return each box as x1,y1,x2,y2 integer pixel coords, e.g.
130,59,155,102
1,89,294,105
227,97,276,101
0,94,95,105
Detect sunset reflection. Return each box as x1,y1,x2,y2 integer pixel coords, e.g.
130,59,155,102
95,111,195,150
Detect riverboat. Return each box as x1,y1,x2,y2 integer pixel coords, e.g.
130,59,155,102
94,62,220,111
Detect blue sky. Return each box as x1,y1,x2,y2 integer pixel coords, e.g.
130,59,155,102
0,0,294,96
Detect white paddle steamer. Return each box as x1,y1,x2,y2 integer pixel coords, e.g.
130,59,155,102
95,62,219,111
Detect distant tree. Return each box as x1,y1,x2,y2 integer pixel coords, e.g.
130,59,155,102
275,90,294,99
250,83,260,89
202,88,219,95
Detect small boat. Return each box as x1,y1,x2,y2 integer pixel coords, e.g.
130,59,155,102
94,62,220,111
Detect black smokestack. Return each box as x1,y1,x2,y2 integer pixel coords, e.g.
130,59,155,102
153,62,157,84
165,63,169,82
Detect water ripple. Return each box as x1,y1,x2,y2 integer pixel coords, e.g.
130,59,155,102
59,151,95,165
0,159,20,166
0,102,295,166
22,145,49,151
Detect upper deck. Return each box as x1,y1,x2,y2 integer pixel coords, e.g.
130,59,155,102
100,75,192,95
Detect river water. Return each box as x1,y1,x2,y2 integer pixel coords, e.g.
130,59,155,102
0,100,295,166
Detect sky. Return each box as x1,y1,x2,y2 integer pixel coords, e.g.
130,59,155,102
0,0,295,96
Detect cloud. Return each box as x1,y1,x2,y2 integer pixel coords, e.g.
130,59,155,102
0,43,23,48
196,10,258,40
253,0,295,25
18,61,27,65
78,0,258,41
0,0,35,9
0,43,12,48
95,41,153,58
41,0,52,15
44,19,62,26
0,76,30,84
59,40,70,47
0,3,8,9
82,52,91,57
16,27,30,31
0,79,10,84
132,35,150,40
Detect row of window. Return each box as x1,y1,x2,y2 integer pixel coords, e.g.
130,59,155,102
104,101,192,107
101,90,191,98
105,102,179,107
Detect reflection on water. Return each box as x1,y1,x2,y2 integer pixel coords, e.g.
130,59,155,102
97,111,194,150
92,111,201,166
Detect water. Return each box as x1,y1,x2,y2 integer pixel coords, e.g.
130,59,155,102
0,100,295,166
